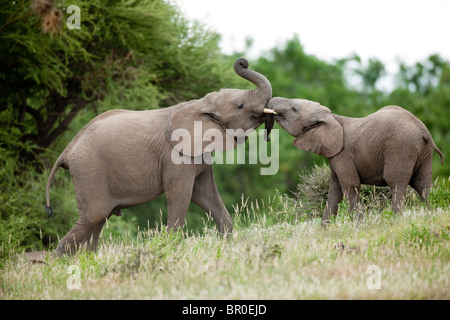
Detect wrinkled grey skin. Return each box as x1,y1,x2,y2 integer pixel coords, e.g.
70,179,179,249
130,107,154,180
268,97,444,224
46,58,272,255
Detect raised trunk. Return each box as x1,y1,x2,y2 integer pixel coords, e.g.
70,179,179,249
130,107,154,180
233,58,272,105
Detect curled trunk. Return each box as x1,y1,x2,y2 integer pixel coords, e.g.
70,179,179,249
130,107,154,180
234,58,272,105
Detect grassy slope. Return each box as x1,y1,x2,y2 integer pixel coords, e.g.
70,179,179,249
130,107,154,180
1,192,449,300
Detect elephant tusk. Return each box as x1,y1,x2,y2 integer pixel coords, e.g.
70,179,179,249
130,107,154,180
263,108,277,115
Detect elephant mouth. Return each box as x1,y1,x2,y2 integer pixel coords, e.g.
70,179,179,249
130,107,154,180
274,113,286,122
271,107,285,121
247,114,274,142
251,113,274,142
250,114,265,126
273,113,287,133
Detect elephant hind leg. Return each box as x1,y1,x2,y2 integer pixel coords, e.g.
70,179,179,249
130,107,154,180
410,154,433,206
55,193,112,255
57,174,117,255
389,184,409,213
385,174,412,214
55,217,106,256
385,177,410,214
383,152,418,213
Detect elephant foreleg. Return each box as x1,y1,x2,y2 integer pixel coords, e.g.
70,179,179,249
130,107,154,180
165,193,193,232
323,172,343,225
191,166,232,236
330,160,361,219
164,172,196,232
344,186,360,208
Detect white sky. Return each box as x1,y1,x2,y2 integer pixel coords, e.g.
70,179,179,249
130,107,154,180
175,0,450,88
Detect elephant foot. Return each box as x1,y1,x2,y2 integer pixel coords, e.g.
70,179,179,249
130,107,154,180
54,240,98,257
321,219,331,228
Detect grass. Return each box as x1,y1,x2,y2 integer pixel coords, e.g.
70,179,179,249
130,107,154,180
1,187,449,300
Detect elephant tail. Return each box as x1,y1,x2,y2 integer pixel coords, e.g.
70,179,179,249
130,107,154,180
45,155,64,218
424,133,444,166
434,145,445,166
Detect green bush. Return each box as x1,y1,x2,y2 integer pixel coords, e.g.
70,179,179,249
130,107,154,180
0,120,55,260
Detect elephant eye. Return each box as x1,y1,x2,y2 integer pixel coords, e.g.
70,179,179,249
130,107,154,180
237,104,244,109
208,113,225,127
291,107,298,112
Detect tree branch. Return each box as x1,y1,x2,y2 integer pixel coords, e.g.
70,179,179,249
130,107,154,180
25,105,45,128
41,93,69,136
41,100,86,148
0,1,29,33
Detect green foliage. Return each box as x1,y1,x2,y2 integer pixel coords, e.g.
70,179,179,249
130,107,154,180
354,58,386,92
1,108,41,259
397,220,449,251
0,113,69,261
400,223,434,249
0,0,237,157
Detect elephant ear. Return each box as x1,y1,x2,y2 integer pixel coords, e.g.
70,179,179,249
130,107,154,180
293,109,344,158
165,92,237,157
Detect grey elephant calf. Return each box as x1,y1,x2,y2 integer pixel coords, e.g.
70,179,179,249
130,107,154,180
268,97,444,224
46,58,275,255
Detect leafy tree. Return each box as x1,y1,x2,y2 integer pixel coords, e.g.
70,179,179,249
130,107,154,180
397,54,445,94
355,58,386,92
0,0,238,165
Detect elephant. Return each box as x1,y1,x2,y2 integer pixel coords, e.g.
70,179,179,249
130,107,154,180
45,58,274,255
267,97,444,224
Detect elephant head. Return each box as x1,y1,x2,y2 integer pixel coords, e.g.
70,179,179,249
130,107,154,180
166,58,274,157
267,97,344,158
